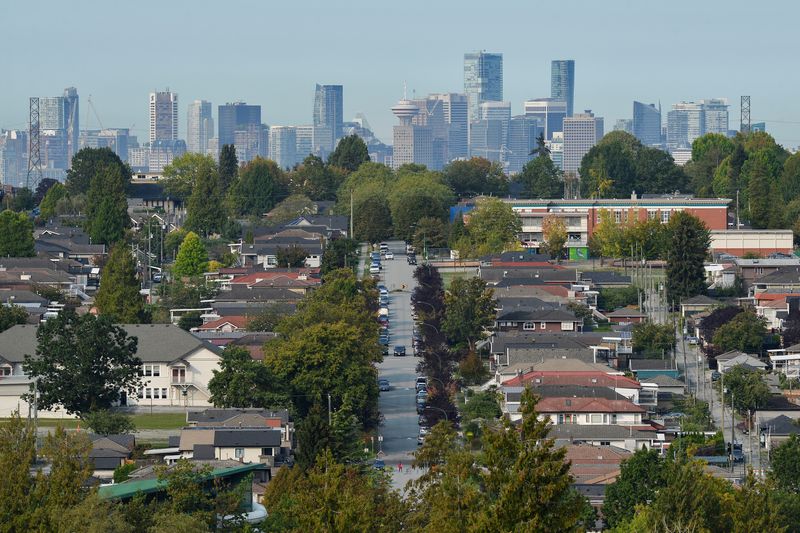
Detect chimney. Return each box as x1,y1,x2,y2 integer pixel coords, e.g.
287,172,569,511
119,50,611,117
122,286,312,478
631,191,637,200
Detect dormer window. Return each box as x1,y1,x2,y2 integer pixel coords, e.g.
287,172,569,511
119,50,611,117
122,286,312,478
0,365,11,377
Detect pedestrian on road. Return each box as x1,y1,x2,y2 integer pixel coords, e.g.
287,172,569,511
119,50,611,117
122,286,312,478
398,462,403,472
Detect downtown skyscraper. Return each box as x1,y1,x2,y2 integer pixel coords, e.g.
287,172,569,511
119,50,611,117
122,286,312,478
563,110,603,177
313,84,343,150
551,60,575,117
218,102,261,148
187,100,214,155
149,90,179,142
464,51,503,123
632,101,662,147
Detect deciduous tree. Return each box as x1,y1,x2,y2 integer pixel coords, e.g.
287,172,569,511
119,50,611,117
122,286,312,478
442,277,495,351
208,345,287,409
719,365,770,413
516,154,562,198
276,244,308,268
541,214,567,260
442,157,508,197
0,209,35,257
770,434,800,493
66,147,130,195
603,447,665,528
162,153,219,201
23,310,141,415
712,310,766,353
454,198,521,257
173,231,208,278
38,182,68,220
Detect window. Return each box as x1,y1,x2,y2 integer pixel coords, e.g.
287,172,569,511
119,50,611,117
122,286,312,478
614,211,621,223
540,322,546,329
647,210,657,220
661,210,670,223
261,447,273,456
234,448,244,459
600,441,611,446
523,322,535,331
162,388,168,399
267,256,278,266
137,387,144,399
591,414,602,423
611,414,618,424
145,388,151,399
0,366,11,377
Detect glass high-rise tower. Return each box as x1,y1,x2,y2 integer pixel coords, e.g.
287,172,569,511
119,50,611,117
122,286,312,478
464,52,503,123
187,100,214,154
632,101,661,147
313,84,343,147
550,60,575,117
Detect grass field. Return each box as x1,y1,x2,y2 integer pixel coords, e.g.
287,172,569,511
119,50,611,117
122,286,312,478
439,270,474,288
9,412,187,430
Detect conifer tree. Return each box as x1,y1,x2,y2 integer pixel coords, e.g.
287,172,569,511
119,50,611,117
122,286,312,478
94,245,145,322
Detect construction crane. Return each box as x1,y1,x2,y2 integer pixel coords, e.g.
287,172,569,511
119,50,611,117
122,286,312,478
85,95,105,130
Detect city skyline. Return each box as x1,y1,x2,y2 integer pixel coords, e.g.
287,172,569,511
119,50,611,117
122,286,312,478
1,1,798,149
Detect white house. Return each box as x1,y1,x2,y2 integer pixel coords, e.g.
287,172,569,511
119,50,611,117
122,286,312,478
768,343,800,378
0,324,223,417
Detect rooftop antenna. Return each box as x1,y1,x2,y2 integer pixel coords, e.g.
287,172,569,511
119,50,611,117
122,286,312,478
403,81,408,100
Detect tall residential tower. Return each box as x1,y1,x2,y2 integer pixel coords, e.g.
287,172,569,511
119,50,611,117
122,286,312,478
313,84,343,149
563,110,604,178
187,100,214,154
149,91,179,142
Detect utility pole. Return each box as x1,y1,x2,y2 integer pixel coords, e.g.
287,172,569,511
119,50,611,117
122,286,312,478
349,191,354,240
721,371,725,438
328,393,332,425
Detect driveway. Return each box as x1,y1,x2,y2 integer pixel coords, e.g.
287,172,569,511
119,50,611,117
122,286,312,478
375,241,424,491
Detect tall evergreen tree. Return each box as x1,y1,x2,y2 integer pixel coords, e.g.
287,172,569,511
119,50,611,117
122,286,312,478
603,448,665,528
665,211,710,303
227,157,284,217
218,144,238,192
94,245,145,323
86,162,129,245
0,209,35,257
295,404,332,470
185,161,225,236
328,134,370,173
515,155,563,198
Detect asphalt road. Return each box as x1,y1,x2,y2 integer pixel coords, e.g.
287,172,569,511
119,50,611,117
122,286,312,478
373,241,425,491
675,336,764,474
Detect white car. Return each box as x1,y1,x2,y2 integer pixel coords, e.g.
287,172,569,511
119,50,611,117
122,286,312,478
385,252,394,260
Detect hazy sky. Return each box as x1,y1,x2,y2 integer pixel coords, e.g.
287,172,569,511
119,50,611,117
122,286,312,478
2,0,798,149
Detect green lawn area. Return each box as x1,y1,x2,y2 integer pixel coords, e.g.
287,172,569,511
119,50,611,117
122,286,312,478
11,412,187,430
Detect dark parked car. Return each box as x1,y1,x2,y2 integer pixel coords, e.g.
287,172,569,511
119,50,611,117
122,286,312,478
711,371,721,382
378,379,390,391
393,345,406,357
373,459,386,470
379,335,390,345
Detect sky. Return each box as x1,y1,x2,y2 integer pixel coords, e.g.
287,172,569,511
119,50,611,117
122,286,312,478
1,0,798,149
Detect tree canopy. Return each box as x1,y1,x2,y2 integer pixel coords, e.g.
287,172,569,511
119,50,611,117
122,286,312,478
328,134,370,172
227,156,286,217
515,154,563,198
94,245,145,323
23,310,141,415
442,157,508,197
66,147,130,195
0,209,35,257
453,198,521,257
442,277,495,352
173,231,208,278
665,211,710,303
184,158,226,236
218,144,238,193
85,162,129,245
712,310,766,353
388,170,454,241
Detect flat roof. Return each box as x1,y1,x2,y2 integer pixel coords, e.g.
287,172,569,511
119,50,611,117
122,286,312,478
97,462,264,500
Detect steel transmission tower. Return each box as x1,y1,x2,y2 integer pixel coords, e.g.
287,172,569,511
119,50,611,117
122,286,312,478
740,96,751,134
26,97,42,189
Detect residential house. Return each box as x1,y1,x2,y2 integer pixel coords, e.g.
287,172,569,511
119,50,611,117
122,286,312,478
605,307,647,325
754,396,800,431
89,434,135,479
769,343,800,378
715,350,768,374
0,324,223,415
705,264,737,290
487,332,609,369
502,385,646,425
494,308,582,333
286,214,350,238
480,266,577,286
562,443,632,485
501,369,642,403
680,294,723,317
196,316,249,333
642,374,686,397
177,427,291,474
751,268,800,297
551,425,662,453
760,414,800,451
735,258,800,291
756,298,791,330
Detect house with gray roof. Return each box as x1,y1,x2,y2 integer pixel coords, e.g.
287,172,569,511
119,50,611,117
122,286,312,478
715,350,767,374
90,434,136,479
495,307,582,333
0,324,223,416
760,414,800,451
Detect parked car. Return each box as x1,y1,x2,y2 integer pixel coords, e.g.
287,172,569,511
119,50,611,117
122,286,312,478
385,251,394,260
393,345,406,357
711,371,721,382
370,265,380,275
687,337,699,345
379,334,390,345
378,378,390,391
373,459,386,470
417,431,425,446
152,272,163,283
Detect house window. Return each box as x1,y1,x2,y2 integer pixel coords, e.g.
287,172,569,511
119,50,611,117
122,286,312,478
162,388,168,398
145,388,151,399
558,414,565,424
591,414,602,423
614,211,621,223
523,322,535,331
234,448,244,459
261,447,273,456
585,415,590,423
600,441,611,446
137,387,144,399
142,365,160,377
540,322,546,330
0,366,11,377
611,414,618,424
647,210,657,220
266,256,278,266
661,210,670,223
